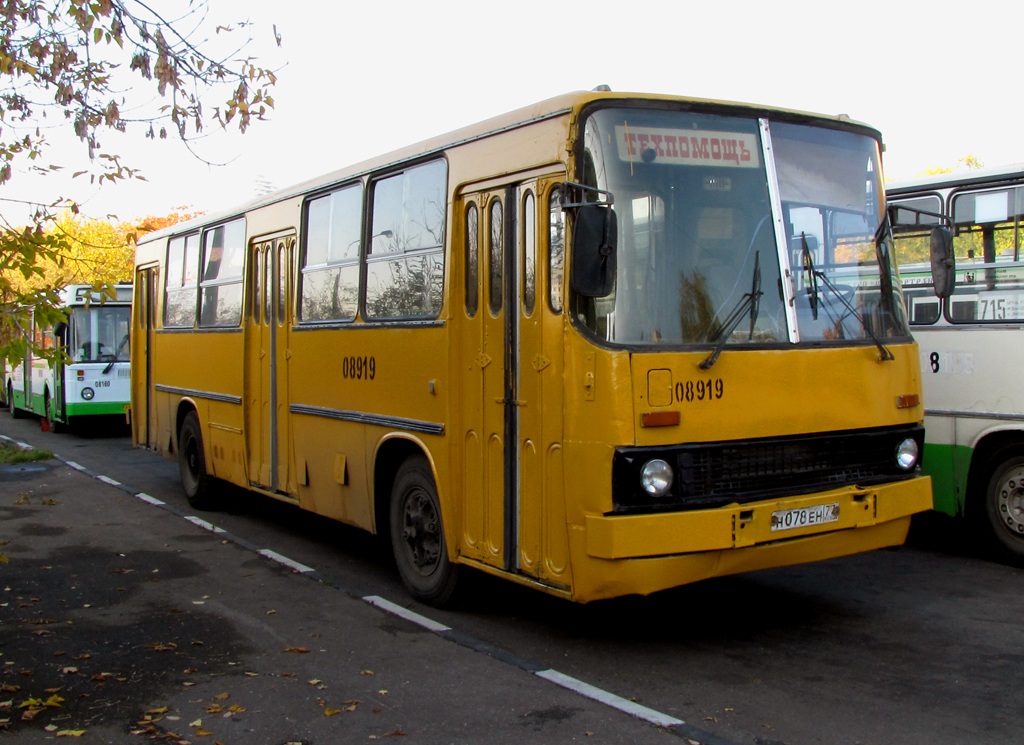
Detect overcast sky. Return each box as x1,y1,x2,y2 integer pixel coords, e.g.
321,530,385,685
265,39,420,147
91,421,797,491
7,0,1021,224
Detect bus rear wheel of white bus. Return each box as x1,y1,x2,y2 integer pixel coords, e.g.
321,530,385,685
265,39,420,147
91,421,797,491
389,456,459,607
982,451,1024,564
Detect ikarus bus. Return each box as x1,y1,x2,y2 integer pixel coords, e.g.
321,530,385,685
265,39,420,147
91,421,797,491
132,90,932,605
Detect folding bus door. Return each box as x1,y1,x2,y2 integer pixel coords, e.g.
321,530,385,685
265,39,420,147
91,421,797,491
246,232,295,497
457,175,569,588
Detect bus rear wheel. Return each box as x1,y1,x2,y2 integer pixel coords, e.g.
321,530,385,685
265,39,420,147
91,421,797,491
980,450,1024,564
389,456,459,607
178,411,216,510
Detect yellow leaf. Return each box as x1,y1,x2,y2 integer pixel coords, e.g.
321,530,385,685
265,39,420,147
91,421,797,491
213,692,230,700
146,706,169,715
56,730,86,737
323,708,340,716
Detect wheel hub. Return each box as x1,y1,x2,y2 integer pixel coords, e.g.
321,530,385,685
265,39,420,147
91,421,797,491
997,467,1024,535
402,489,440,571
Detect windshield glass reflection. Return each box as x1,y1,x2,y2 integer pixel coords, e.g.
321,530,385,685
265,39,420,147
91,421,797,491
573,108,910,349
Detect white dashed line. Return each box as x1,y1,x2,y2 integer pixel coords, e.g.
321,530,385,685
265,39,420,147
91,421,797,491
184,515,226,533
258,548,315,574
362,595,452,633
536,669,685,728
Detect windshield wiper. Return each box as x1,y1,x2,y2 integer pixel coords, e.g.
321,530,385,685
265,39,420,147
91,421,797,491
799,233,893,362
699,251,762,370
102,333,129,375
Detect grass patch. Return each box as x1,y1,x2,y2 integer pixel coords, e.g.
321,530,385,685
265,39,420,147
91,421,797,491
0,442,53,464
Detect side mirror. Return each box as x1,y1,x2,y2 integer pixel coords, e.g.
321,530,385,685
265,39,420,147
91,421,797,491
53,322,68,346
571,205,617,297
929,226,955,299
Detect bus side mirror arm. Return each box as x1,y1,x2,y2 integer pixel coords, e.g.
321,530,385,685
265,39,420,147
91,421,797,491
930,226,955,299
570,205,618,298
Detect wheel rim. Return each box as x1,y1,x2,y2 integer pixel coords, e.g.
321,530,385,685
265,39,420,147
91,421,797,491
996,466,1024,537
400,486,441,575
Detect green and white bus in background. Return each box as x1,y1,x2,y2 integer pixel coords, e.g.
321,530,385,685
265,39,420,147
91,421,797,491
4,284,132,431
889,165,1024,562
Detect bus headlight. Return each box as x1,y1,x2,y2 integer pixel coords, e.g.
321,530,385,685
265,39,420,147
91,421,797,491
640,458,674,497
895,438,919,470
81,387,95,401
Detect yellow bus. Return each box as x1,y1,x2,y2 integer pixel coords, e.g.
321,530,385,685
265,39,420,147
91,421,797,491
132,89,932,605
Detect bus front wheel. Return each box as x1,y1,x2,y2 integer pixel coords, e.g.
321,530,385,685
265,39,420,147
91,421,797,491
44,391,64,433
178,412,216,510
980,450,1024,564
389,456,459,607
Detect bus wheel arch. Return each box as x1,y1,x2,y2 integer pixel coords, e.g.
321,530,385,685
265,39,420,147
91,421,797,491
377,441,460,606
967,432,1024,564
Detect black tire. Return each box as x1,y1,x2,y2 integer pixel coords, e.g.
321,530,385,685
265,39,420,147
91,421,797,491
178,411,217,510
978,450,1024,564
9,384,23,419
390,456,459,606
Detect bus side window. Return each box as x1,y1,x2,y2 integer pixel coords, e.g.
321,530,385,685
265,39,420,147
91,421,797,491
466,202,479,317
549,187,564,314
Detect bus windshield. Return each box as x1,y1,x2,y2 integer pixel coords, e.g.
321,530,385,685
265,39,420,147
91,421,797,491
574,107,910,348
70,305,131,362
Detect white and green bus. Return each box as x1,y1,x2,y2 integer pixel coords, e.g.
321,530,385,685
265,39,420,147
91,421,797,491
4,284,132,431
889,165,1024,561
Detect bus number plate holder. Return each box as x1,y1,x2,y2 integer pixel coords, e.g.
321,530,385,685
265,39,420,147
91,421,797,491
770,503,840,532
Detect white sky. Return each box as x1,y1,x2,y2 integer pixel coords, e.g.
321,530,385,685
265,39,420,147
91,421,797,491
5,0,1022,224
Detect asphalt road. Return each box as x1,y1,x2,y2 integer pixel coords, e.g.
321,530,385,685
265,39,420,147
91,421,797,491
2,412,1021,745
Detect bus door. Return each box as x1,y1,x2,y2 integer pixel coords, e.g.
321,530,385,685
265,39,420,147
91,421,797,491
459,175,568,585
246,233,294,496
133,267,157,448
51,321,66,423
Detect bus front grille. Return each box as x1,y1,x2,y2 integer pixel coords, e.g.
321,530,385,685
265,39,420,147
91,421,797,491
611,425,924,515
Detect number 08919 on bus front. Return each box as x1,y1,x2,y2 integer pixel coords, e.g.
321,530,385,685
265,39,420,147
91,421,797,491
132,90,932,605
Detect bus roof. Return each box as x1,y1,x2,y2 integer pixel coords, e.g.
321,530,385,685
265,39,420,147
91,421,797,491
60,284,133,306
887,163,1024,196
137,88,879,245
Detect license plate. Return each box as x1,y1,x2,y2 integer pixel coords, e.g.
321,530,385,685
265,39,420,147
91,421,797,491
771,503,840,532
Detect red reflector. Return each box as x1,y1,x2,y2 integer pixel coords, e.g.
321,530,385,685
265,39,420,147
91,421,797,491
896,394,920,409
641,411,681,427
76,371,85,380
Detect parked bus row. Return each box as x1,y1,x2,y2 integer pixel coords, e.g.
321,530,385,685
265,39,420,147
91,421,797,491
128,89,932,605
3,284,132,431
5,97,1022,602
